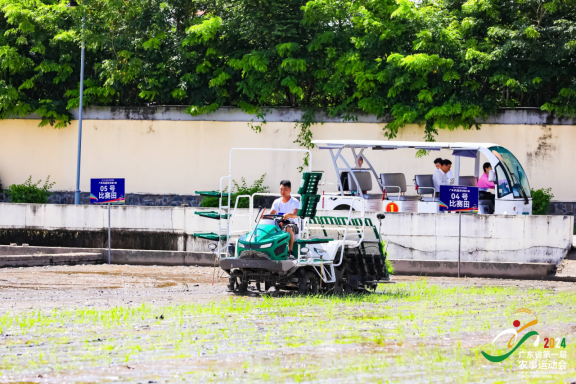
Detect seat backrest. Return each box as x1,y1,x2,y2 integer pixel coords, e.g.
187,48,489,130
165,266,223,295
414,174,434,195
459,176,478,187
380,173,407,193
340,171,372,191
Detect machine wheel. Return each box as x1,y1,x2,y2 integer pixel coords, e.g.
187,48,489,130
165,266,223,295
228,273,248,294
334,205,354,211
227,275,238,291
238,281,249,294
298,271,319,295
343,282,355,294
333,268,344,296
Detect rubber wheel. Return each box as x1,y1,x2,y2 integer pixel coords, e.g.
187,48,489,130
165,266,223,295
334,205,354,211
333,268,344,296
227,276,238,291
238,281,248,294
298,271,319,295
228,275,248,294
343,283,355,294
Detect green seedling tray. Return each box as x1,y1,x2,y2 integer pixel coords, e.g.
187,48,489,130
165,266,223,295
193,232,227,241
297,194,321,219
194,211,230,220
195,191,229,198
297,172,323,195
296,238,333,244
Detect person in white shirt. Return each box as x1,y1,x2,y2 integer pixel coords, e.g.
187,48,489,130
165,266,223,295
270,180,301,255
433,159,452,194
434,158,453,179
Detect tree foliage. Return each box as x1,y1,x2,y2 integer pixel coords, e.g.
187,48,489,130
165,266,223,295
1,0,576,147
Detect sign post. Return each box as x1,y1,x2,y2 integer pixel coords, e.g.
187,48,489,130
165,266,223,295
90,179,125,264
439,185,479,278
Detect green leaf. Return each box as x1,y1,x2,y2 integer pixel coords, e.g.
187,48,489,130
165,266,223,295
417,90,433,103
524,26,540,40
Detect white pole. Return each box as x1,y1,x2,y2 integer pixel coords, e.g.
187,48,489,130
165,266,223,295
454,156,461,186
458,212,461,278
474,151,480,179
108,203,111,265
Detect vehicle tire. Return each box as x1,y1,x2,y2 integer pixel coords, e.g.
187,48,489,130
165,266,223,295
227,275,239,291
228,273,248,294
298,271,319,295
333,268,344,296
334,205,354,211
238,281,249,294
343,282,355,294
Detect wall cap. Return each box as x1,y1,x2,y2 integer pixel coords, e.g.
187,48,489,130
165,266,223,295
11,106,576,125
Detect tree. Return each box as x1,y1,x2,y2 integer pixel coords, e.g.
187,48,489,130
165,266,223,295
1,0,575,154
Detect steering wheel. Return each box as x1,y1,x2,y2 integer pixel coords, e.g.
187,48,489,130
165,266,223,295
262,214,283,220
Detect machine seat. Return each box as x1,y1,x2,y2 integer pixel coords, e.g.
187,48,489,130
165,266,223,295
459,176,478,187
381,173,420,201
339,171,372,192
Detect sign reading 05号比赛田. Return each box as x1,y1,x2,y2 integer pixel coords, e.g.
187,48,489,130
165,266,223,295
90,179,125,204
439,185,479,213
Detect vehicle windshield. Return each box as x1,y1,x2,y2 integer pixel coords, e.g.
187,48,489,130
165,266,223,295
488,146,531,198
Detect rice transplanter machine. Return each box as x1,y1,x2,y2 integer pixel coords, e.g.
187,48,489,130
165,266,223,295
192,148,391,294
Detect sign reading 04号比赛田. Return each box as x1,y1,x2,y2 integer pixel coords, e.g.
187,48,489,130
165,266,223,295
90,179,125,204
439,185,479,213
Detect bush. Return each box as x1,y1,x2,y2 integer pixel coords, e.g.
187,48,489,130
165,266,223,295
4,176,56,204
201,174,269,208
530,188,554,215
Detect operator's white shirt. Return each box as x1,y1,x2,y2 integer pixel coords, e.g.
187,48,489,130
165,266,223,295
433,168,449,194
271,197,301,222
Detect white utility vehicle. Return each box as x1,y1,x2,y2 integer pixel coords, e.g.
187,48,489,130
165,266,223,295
313,140,532,215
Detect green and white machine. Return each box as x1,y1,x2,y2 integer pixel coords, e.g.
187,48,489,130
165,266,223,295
193,148,391,294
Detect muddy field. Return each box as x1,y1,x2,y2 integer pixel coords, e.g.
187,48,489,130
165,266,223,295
0,265,575,383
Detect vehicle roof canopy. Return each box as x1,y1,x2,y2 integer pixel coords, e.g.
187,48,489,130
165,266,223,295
312,140,499,151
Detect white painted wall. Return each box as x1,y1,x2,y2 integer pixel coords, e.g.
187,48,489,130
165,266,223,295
0,203,572,265
0,116,575,200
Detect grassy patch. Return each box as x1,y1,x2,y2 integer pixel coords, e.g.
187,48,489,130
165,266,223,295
0,280,574,382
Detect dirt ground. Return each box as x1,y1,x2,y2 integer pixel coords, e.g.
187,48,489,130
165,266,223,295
0,264,574,312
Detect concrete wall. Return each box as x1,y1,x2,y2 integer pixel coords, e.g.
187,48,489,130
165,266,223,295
0,107,575,201
0,203,572,265
380,213,573,265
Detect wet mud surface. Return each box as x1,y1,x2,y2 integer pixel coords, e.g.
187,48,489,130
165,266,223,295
0,265,575,383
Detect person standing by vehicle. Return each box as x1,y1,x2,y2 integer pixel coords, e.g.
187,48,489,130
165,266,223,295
433,159,452,194
269,180,301,256
434,158,453,179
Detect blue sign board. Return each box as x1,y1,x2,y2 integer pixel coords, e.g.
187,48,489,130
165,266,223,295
90,179,125,204
439,185,478,213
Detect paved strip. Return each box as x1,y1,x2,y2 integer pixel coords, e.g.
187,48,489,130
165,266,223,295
0,253,102,268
